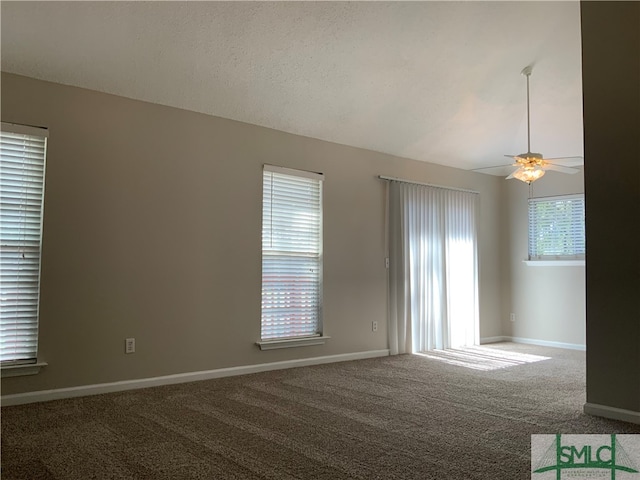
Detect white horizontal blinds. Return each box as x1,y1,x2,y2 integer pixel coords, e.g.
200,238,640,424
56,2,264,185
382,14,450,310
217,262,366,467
261,166,323,340
0,123,48,364
528,194,585,260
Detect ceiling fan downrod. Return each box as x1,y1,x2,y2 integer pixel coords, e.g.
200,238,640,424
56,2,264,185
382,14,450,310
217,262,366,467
521,65,533,155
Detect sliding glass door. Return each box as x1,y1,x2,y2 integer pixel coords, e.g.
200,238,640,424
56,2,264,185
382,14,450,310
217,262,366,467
388,181,479,354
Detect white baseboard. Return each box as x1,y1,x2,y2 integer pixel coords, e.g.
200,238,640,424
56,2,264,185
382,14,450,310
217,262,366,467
509,336,586,351
480,335,585,351
584,402,640,425
480,336,508,344
1,349,389,407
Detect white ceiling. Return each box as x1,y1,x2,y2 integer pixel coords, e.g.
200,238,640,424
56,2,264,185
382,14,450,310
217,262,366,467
0,1,584,172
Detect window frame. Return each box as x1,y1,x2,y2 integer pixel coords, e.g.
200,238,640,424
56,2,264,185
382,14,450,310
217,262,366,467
0,122,49,374
526,193,585,266
257,164,328,350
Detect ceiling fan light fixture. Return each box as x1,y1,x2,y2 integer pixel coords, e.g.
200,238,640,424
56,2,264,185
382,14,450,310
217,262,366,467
473,66,583,181
513,166,545,184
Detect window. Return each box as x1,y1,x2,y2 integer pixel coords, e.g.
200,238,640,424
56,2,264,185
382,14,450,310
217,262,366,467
260,165,323,347
0,122,48,366
528,194,585,261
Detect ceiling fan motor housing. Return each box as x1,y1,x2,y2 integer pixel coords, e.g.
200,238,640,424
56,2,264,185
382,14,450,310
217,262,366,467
515,152,544,167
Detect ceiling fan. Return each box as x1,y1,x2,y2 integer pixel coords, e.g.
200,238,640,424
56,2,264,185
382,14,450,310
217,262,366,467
475,66,583,184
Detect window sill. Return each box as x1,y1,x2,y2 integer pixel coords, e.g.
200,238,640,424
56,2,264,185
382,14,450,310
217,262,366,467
523,260,585,267
1,362,48,378
256,336,330,351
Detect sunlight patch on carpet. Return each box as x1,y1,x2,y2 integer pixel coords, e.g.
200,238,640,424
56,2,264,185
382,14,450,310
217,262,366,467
414,346,551,371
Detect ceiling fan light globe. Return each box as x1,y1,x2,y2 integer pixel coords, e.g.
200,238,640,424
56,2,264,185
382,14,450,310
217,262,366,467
513,167,545,184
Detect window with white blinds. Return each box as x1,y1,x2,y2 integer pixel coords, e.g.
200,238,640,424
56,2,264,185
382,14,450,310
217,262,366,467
0,122,48,365
261,165,323,341
528,194,585,260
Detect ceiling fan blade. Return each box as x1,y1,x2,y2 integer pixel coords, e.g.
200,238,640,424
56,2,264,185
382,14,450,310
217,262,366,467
543,164,580,174
472,164,517,176
506,168,519,180
543,156,584,167
473,163,512,171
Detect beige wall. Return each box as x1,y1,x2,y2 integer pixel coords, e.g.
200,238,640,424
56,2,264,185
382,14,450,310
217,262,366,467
504,170,585,346
1,72,505,395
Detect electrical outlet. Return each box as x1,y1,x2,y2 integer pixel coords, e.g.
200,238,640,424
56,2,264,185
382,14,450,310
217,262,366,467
372,321,378,332
125,337,135,354
510,313,516,323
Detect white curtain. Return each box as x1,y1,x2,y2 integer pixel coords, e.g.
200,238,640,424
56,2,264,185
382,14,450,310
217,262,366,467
388,181,479,355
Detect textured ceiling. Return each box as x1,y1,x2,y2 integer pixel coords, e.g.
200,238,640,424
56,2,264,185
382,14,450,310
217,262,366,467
0,1,584,171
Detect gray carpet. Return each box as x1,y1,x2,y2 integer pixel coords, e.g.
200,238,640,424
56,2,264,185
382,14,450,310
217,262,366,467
2,342,639,479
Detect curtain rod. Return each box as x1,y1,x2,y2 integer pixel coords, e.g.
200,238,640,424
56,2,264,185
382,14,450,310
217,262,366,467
378,175,479,194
